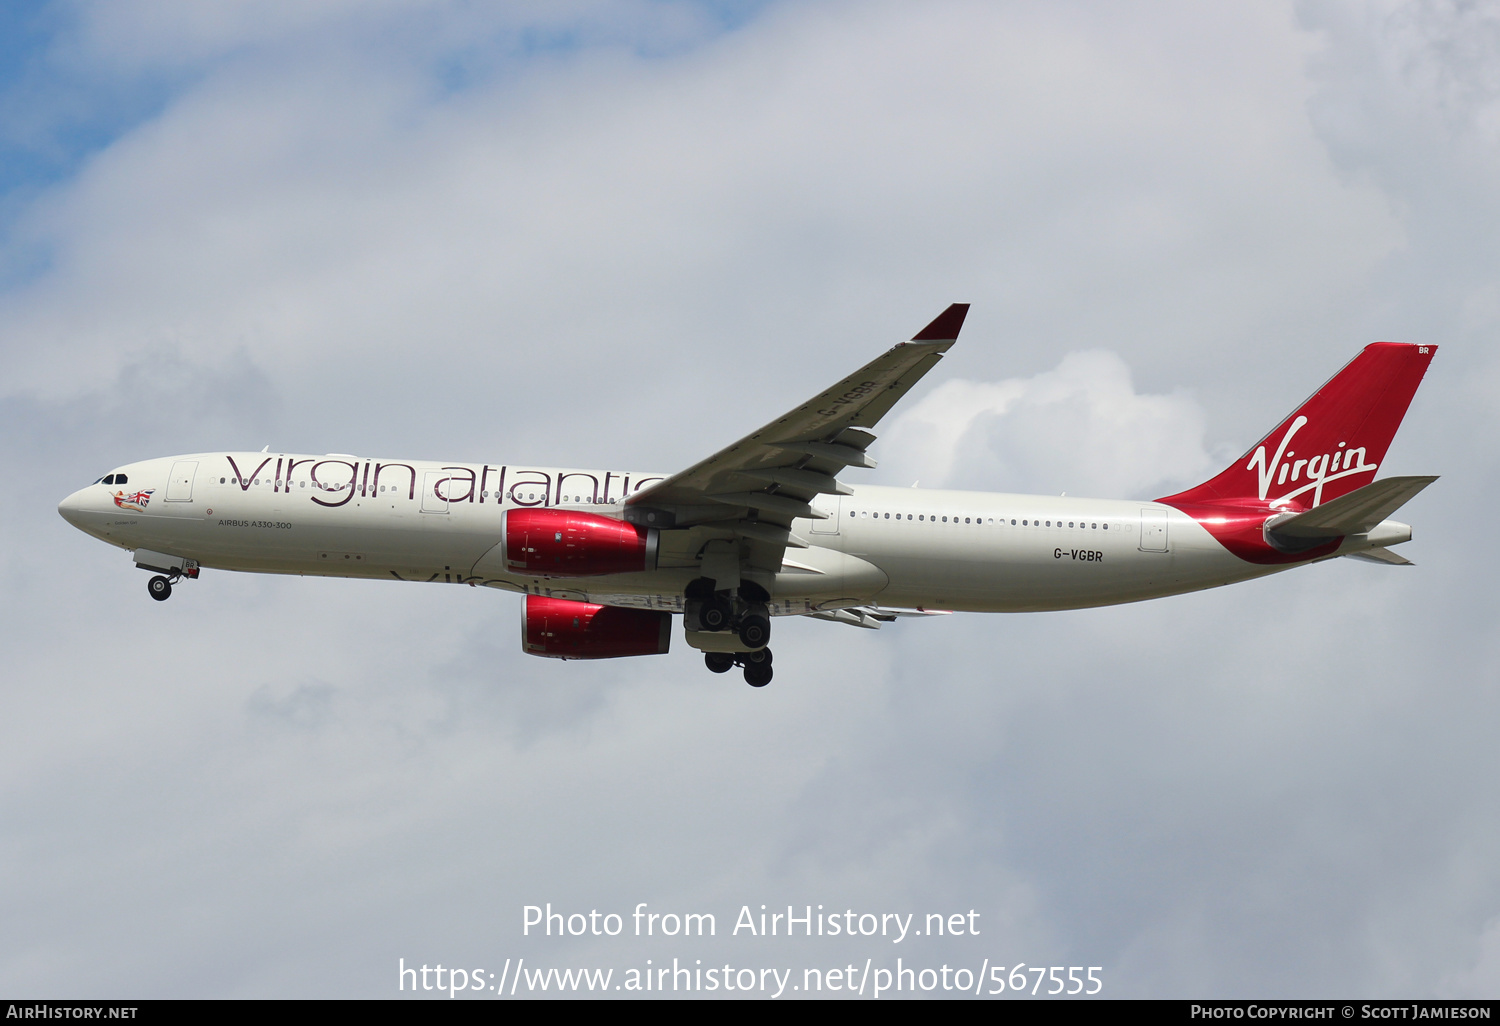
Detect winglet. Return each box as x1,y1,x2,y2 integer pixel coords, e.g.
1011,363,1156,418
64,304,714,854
911,303,970,342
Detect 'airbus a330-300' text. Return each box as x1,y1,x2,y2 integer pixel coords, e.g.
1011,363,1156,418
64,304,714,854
58,306,1437,687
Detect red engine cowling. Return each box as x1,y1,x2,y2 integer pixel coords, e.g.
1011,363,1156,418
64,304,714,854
522,595,672,659
504,508,657,577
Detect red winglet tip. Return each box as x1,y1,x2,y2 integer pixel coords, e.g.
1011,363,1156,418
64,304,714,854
911,303,970,342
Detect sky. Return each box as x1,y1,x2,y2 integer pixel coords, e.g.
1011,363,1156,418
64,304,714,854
2,0,1498,1000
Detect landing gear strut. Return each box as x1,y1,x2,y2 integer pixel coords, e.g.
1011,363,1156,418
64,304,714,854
147,575,173,601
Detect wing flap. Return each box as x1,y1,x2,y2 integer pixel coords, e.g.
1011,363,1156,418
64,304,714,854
740,468,852,496
771,441,877,469
801,604,954,629
708,491,826,519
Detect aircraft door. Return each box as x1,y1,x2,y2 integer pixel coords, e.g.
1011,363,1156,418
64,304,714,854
808,494,842,534
421,470,450,513
165,461,198,502
1139,508,1169,552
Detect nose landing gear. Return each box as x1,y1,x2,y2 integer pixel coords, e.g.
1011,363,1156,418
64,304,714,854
142,560,197,601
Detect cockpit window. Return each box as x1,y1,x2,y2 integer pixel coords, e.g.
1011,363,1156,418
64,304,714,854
102,474,115,485
113,473,127,485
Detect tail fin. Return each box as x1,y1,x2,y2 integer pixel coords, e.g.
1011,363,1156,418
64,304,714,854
1157,343,1437,509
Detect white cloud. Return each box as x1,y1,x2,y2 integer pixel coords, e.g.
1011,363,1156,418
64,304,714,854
877,350,1215,499
2,0,1496,999
0,0,1403,464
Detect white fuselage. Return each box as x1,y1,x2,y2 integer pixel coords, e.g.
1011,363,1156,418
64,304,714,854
58,451,1357,615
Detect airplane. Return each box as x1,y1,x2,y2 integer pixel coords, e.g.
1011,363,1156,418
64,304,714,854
57,305,1437,688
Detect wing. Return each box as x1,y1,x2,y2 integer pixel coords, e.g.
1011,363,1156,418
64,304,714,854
625,304,969,588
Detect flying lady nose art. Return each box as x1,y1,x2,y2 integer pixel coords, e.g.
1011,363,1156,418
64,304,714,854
111,489,154,513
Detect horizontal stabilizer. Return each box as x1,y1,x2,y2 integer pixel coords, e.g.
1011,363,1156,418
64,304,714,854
1344,547,1415,566
1269,475,1437,539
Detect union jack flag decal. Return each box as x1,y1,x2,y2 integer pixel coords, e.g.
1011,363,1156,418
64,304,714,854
112,489,154,512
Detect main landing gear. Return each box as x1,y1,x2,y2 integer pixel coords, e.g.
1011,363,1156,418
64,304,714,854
686,579,772,647
688,578,775,687
703,647,773,688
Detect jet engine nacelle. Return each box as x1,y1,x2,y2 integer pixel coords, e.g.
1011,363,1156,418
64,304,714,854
522,595,672,659
503,508,658,577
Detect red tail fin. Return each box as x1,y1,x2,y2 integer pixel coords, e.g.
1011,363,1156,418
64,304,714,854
1157,343,1437,510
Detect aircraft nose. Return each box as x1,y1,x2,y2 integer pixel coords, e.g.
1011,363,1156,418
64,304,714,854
58,488,89,528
